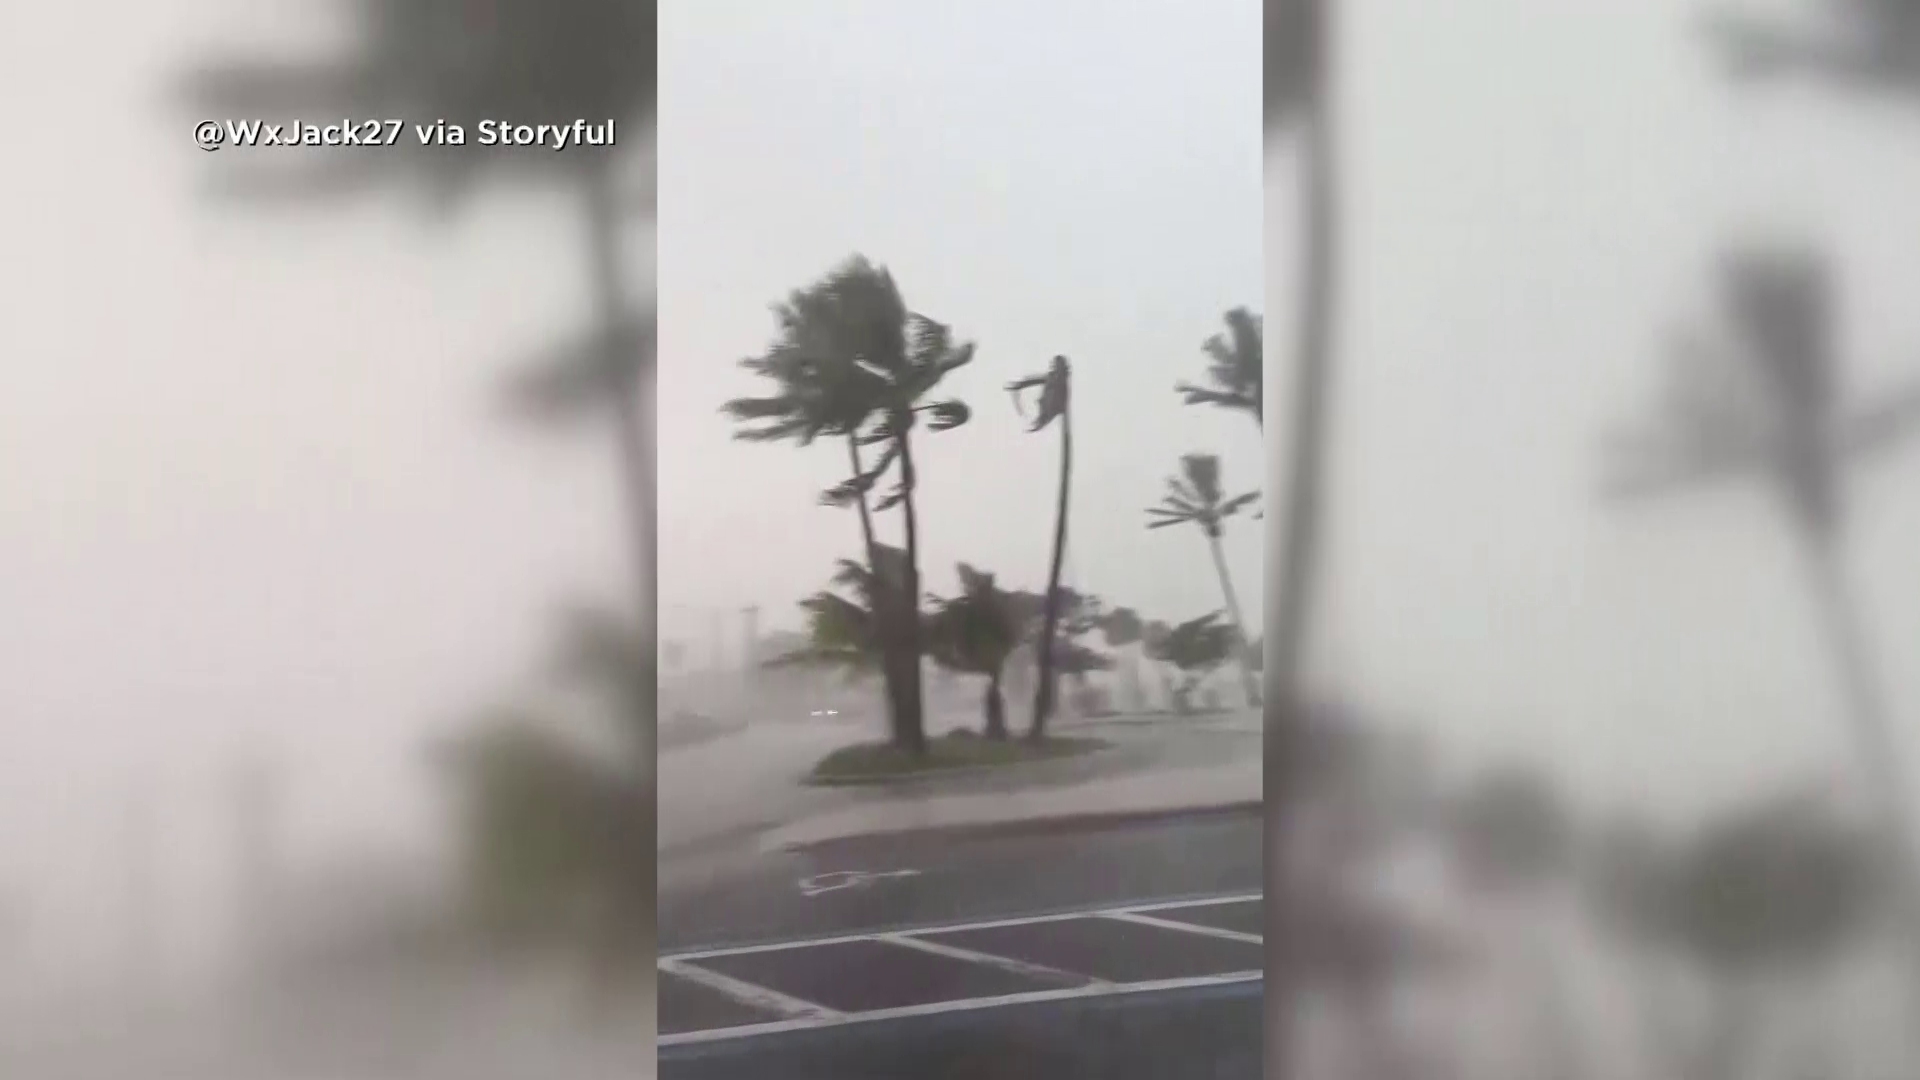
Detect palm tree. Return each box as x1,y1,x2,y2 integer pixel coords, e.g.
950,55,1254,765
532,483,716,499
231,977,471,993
1602,243,1920,895
822,272,975,756
1266,6,1339,1065
1651,787,1886,1080
1178,308,1264,426
1007,356,1073,739
736,258,973,754
764,549,907,692
1266,0,1340,710
1145,612,1237,714
925,564,1021,740
723,259,908,734
1147,454,1263,707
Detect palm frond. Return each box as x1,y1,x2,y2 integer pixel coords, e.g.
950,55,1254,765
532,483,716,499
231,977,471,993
1180,453,1225,505
1219,491,1262,517
921,400,971,431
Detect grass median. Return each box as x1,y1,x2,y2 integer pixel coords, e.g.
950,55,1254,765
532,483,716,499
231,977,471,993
807,730,1109,786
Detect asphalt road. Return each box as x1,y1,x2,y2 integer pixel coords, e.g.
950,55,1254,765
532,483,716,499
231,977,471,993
659,806,1263,951
658,808,1264,1079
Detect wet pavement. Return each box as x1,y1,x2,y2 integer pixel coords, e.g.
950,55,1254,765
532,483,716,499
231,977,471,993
658,894,1264,1078
660,805,1263,951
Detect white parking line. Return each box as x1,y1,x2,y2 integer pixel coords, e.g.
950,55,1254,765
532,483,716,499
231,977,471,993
1097,910,1264,945
878,932,1116,988
657,969,1263,1048
658,957,842,1021
663,891,1261,962
657,891,1265,1044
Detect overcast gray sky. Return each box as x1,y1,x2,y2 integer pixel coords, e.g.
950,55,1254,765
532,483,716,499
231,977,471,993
4,0,1920,988
657,0,1265,654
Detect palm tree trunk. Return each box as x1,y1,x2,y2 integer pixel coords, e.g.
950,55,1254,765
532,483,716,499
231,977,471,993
1269,3,1339,1076
984,670,1008,740
1205,530,1263,708
1799,532,1913,829
847,435,909,745
893,423,928,755
582,160,656,768
1031,405,1073,740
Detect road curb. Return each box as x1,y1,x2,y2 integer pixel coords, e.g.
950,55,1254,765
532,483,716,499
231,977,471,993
778,799,1264,854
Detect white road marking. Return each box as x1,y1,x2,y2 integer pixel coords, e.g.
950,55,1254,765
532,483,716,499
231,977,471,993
663,891,1261,962
658,957,842,1021
797,869,922,897
877,932,1116,988
657,969,1263,1047
1097,910,1264,945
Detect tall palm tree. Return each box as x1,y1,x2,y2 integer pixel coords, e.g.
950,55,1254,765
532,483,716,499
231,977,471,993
925,564,1021,740
723,259,906,733
1147,454,1263,707
731,258,972,754
826,284,975,757
1008,356,1073,739
1265,4,1340,1065
1602,243,1920,887
1178,308,1264,426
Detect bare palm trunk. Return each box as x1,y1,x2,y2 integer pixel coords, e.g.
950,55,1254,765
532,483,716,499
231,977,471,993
894,424,928,755
1798,532,1913,837
1268,3,1339,1076
847,435,910,745
583,161,656,772
1206,530,1263,708
984,670,1008,740
1031,405,1073,740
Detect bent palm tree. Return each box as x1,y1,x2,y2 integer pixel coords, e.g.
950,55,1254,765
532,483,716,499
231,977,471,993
723,261,905,732
925,564,1021,740
1266,3,1340,1071
1603,243,1920,868
1008,356,1073,739
746,258,974,754
1178,308,1264,426
1147,454,1263,707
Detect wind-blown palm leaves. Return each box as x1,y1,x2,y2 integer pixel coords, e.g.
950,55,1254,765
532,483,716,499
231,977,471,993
1599,786,1889,1079
729,257,974,755
1147,454,1263,707
1178,308,1264,425
1144,612,1238,713
1602,243,1920,873
764,548,909,689
925,564,1022,740
1008,356,1074,739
